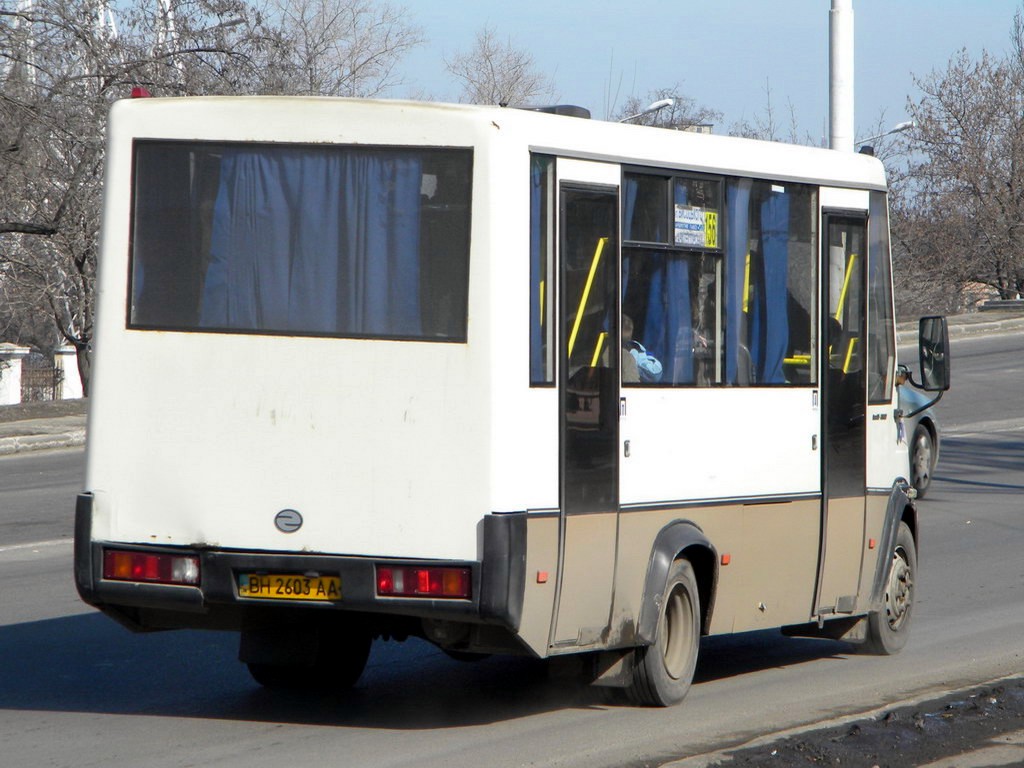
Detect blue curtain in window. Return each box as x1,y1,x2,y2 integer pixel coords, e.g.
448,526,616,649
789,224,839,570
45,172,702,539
201,148,422,336
623,176,638,242
621,178,638,303
754,193,790,383
641,253,692,384
725,180,752,384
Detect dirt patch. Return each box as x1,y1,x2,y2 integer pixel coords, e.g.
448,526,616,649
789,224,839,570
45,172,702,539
708,677,1024,767
0,398,88,423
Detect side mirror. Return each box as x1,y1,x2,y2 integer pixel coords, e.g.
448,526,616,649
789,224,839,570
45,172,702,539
918,315,951,392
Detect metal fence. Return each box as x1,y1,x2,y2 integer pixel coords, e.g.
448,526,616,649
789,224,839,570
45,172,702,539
20,354,64,402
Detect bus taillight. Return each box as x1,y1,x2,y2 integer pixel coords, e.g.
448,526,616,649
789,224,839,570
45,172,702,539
102,549,200,586
376,566,471,599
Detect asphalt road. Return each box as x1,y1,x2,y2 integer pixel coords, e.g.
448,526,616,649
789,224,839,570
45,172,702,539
1,332,1022,768
911,332,1024,434
0,448,82,549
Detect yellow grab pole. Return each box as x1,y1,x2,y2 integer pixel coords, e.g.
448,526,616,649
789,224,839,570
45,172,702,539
590,332,607,367
834,253,857,321
843,336,858,374
567,237,607,357
742,252,752,313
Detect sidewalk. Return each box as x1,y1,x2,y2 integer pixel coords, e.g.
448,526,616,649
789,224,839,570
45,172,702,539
897,306,1024,344
0,398,87,456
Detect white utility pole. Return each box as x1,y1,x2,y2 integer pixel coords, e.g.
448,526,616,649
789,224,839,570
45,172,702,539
156,0,184,75
829,0,854,152
5,0,38,84
97,0,119,40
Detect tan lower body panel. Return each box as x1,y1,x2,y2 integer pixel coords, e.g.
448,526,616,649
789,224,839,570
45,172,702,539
516,494,890,657
517,514,560,655
616,500,821,636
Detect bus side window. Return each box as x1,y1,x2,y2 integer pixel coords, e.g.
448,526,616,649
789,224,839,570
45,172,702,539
621,172,722,387
530,154,556,385
725,180,818,387
621,251,718,386
867,190,895,403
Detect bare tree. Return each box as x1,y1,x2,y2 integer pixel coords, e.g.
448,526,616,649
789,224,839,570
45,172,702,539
0,0,422,394
1,0,253,391
255,0,422,96
729,79,818,145
444,25,555,106
613,85,721,131
2,0,129,390
898,37,1024,304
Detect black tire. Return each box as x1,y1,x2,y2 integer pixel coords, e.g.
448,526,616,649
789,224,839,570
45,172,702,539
247,629,371,691
863,521,916,655
910,424,935,498
626,559,700,707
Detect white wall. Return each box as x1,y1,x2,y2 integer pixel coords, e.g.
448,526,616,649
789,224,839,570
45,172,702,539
0,345,29,405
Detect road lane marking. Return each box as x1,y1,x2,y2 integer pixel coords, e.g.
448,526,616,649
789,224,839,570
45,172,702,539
0,538,72,554
944,420,1024,437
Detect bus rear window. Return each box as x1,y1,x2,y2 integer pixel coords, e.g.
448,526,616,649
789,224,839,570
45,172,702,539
128,141,473,341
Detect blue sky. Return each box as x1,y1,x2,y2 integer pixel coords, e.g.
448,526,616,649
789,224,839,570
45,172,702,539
396,0,1022,141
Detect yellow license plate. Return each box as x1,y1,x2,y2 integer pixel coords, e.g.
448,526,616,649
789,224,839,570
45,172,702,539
238,573,342,602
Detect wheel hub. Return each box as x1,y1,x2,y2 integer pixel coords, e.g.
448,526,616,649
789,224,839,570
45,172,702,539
884,549,913,630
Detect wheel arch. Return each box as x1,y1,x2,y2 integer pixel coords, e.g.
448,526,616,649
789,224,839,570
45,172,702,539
869,482,918,608
636,520,718,645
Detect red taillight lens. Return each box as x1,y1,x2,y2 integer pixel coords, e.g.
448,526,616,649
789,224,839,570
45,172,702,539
102,549,200,586
376,566,471,599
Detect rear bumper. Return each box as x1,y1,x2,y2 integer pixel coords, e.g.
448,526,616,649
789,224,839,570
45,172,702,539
74,493,525,633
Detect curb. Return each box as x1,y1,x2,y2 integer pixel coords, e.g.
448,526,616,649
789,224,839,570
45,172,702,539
896,315,1024,346
0,429,86,456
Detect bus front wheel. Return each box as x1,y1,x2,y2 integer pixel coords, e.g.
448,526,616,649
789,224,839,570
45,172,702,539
863,521,916,655
910,425,935,498
626,559,700,706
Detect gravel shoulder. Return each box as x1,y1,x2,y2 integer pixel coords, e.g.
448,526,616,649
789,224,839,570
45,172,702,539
688,677,1024,767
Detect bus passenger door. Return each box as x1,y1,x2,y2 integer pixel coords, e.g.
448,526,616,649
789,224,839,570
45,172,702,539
816,213,868,616
552,168,620,648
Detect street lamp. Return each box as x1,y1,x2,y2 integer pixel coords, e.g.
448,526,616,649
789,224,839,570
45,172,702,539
618,98,674,123
857,119,915,147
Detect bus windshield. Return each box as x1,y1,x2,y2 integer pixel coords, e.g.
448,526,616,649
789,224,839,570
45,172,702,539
128,141,473,342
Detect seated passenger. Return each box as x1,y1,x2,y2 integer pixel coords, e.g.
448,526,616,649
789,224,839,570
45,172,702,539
629,341,663,383
622,314,663,383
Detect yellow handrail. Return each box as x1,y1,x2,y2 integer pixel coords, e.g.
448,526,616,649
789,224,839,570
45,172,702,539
834,253,859,373
742,252,751,313
843,337,858,374
539,280,545,328
591,332,607,367
834,252,857,321
567,237,607,357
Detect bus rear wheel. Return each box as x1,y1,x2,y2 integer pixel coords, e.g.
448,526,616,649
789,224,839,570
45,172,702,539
863,521,916,655
245,627,372,691
626,559,700,707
